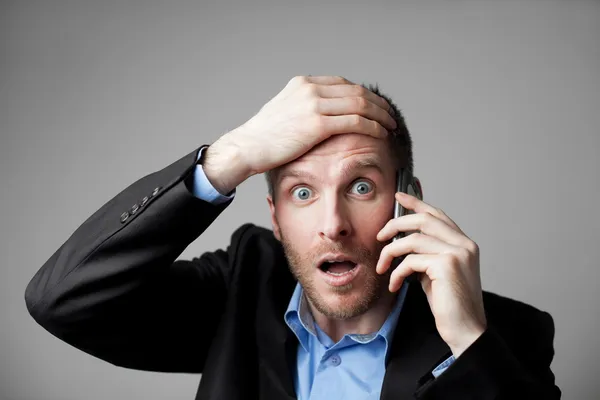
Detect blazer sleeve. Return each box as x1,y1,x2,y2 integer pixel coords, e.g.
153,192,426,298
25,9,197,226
415,310,562,399
24,145,244,374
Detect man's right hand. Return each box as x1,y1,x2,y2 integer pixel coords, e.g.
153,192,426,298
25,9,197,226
202,75,397,195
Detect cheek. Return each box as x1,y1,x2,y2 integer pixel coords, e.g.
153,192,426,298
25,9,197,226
276,210,315,243
356,202,393,231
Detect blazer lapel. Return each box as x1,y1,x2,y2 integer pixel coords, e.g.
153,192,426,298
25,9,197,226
255,247,298,400
380,282,453,400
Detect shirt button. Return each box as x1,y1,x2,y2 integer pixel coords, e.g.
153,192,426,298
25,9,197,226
329,354,341,367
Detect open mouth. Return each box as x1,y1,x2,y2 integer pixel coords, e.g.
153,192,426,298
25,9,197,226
317,260,361,287
319,261,358,276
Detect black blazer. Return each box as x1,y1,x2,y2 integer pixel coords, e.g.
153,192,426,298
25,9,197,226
25,146,561,399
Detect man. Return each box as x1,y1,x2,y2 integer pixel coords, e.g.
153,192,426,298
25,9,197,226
25,75,561,399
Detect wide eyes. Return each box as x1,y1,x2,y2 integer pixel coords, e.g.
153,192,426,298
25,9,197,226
291,180,374,201
350,181,373,195
292,187,312,201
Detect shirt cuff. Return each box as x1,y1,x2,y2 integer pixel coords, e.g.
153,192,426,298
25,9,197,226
190,146,236,204
432,355,456,378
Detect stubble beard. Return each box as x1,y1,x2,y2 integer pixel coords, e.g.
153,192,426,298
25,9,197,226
280,232,391,320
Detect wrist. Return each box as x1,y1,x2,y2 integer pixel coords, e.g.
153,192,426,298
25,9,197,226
448,326,486,358
202,138,250,195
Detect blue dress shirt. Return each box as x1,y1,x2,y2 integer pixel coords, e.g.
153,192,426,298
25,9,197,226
189,147,455,399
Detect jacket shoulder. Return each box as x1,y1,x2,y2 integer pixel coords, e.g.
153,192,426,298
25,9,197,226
229,223,279,251
482,290,552,321
233,222,276,239
481,290,555,351
226,223,285,272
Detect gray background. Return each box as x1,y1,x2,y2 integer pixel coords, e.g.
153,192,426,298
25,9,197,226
1,0,598,399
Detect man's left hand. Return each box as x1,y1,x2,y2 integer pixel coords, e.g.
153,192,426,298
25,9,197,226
376,191,487,358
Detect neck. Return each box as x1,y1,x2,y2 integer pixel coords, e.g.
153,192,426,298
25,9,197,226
308,289,398,343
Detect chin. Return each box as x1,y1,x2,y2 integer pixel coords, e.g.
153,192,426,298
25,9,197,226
309,280,380,320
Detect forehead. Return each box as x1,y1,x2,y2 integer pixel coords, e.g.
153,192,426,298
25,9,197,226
276,133,395,181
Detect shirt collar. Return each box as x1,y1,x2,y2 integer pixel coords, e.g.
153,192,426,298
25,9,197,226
284,280,409,353
284,282,313,352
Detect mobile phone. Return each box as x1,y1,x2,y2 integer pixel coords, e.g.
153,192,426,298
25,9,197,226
390,168,423,285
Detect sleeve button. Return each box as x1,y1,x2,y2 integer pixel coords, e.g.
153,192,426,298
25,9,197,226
120,212,129,223
140,196,149,206
130,204,140,214
152,187,161,197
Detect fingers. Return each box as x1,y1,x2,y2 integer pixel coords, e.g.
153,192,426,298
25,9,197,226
376,233,458,275
317,83,393,115
393,192,466,236
377,212,470,249
388,254,436,292
320,115,389,139
296,75,397,138
304,75,352,85
317,97,397,131
295,75,392,115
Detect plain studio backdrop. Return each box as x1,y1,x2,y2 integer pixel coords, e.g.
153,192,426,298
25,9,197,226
1,1,598,399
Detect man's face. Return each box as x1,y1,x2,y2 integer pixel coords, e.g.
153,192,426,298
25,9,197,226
267,133,399,320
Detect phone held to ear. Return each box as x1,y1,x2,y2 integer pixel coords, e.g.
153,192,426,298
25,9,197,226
389,168,423,285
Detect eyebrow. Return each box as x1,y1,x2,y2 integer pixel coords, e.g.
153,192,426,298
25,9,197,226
277,156,385,184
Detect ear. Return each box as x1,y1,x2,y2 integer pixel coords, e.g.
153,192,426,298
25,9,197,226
414,177,423,200
266,195,282,241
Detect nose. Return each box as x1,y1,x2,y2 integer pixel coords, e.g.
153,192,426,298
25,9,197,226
318,197,352,241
